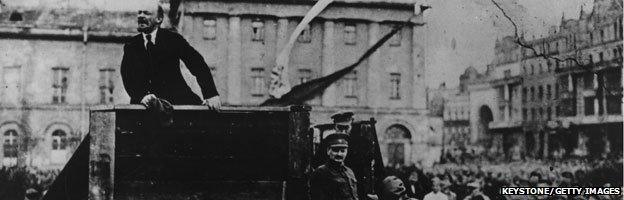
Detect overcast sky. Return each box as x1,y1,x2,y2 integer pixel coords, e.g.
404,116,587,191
4,0,594,88
423,0,592,88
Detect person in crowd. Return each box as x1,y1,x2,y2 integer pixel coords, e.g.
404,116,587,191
377,176,417,200
331,110,355,135
310,134,359,200
440,180,457,200
423,179,448,200
462,182,489,200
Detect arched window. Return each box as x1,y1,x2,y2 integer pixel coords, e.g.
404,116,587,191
51,130,68,150
3,130,18,158
385,125,411,167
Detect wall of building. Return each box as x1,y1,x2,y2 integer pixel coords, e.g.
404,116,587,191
179,1,432,166
0,1,432,169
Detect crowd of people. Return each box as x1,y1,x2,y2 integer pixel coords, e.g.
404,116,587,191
385,155,623,200
0,166,59,200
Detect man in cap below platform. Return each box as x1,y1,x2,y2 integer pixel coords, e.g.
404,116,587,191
331,110,355,135
310,133,359,200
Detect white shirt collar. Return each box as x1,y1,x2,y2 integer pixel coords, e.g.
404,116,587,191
142,27,158,48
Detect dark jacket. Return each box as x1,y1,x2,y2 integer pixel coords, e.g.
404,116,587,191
121,28,218,105
310,162,359,200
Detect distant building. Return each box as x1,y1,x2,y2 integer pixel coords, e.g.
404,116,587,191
0,0,431,169
552,0,622,158
427,83,458,117
473,0,622,159
0,8,134,168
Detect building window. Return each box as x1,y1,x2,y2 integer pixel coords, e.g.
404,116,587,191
530,65,534,75
547,107,552,120
583,72,593,89
499,106,505,121
546,61,552,72
390,73,401,99
584,97,595,115
522,108,528,120
545,43,550,53
522,87,527,102
605,68,622,114
538,86,544,101
606,95,622,114
9,11,23,22
530,87,535,101
546,85,552,100
251,19,265,42
554,83,559,99
51,130,68,150
203,18,217,40
538,107,544,121
530,108,536,121
297,25,312,43
3,130,18,158
385,125,411,167
389,28,401,46
589,32,593,44
504,70,511,78
52,67,69,104
298,69,312,84
2,66,21,105
599,52,604,62
251,68,265,97
99,68,115,104
344,24,356,45
343,71,357,98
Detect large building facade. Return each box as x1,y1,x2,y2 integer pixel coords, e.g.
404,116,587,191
178,0,430,166
0,0,431,169
0,8,135,168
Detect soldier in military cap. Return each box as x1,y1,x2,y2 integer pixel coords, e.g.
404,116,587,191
310,133,360,200
331,110,355,135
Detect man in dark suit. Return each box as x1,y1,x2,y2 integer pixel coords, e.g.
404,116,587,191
121,1,221,109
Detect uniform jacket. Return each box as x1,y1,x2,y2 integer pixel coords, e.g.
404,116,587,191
121,28,218,105
310,162,359,200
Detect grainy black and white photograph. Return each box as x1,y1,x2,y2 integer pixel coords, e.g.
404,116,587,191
0,0,622,199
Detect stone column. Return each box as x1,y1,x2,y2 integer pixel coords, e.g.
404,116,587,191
321,20,336,107
367,22,380,108
412,24,426,109
504,105,510,122
276,18,289,56
505,84,510,100
227,16,242,105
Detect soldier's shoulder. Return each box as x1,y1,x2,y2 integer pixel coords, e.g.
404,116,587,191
314,164,329,172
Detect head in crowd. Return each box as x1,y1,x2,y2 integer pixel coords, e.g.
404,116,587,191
441,180,452,194
136,0,165,33
467,181,482,196
381,176,408,200
331,110,354,134
325,133,349,164
529,171,542,185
